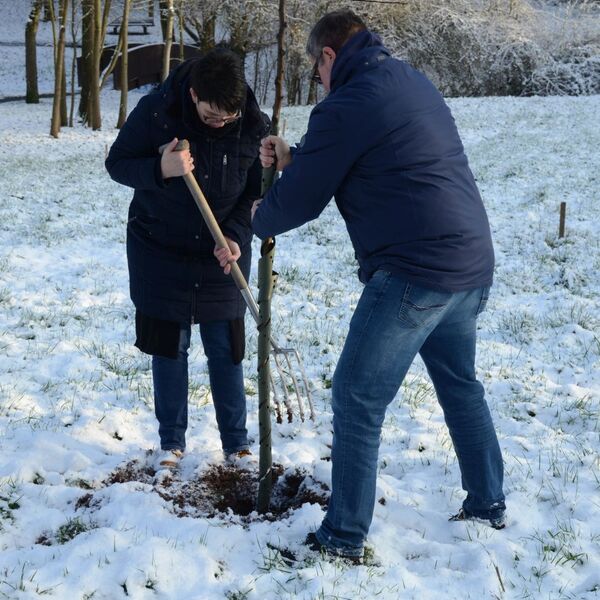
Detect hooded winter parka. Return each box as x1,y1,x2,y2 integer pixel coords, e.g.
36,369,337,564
106,59,270,324
253,31,494,292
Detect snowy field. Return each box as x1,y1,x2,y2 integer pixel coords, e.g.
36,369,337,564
1,5,600,600
0,84,599,599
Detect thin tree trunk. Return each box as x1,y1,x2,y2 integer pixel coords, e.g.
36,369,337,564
43,0,53,21
117,0,130,128
99,35,123,89
256,0,286,516
59,0,68,125
306,78,317,105
161,0,174,82
89,0,102,130
253,47,260,93
159,0,168,40
256,239,275,514
201,14,215,52
61,64,68,124
51,0,69,137
82,0,110,127
48,0,57,57
69,0,77,126
230,20,248,64
177,0,184,63
26,0,42,104
99,0,111,52
79,0,93,121
271,0,286,134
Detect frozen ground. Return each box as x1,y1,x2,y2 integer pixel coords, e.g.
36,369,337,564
1,2,600,600
0,81,599,600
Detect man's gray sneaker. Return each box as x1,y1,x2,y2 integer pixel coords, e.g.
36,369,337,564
449,508,506,530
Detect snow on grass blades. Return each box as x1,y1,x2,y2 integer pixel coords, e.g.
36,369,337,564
0,95,599,599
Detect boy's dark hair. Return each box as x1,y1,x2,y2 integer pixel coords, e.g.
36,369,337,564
306,10,367,59
189,47,246,114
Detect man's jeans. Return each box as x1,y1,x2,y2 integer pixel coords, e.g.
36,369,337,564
152,320,249,455
316,271,505,557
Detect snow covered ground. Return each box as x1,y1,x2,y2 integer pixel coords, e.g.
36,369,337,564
0,87,599,600
1,5,600,600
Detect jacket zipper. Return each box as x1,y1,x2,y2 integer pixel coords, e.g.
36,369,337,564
191,283,197,325
207,139,213,183
221,153,228,189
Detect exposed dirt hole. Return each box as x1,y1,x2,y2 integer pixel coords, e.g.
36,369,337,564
96,458,328,521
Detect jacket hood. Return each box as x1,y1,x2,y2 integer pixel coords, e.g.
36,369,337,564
330,30,391,91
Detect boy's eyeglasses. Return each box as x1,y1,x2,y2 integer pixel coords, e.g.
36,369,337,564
202,110,241,125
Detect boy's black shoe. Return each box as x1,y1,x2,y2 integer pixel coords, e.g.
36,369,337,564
449,508,506,530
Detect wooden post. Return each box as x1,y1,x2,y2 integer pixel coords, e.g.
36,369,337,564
559,202,566,238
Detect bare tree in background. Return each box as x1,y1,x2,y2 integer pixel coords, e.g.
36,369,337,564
283,0,316,106
221,0,274,63
45,0,68,122
117,0,130,127
79,0,93,121
51,0,69,137
88,0,101,129
43,0,53,21
270,0,286,133
181,0,217,52
79,0,111,129
161,0,174,81
69,0,79,126
26,0,43,104
177,0,185,63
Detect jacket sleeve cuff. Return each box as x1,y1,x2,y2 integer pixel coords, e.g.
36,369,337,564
221,223,252,248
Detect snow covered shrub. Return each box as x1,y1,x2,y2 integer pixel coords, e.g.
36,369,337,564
374,0,600,96
526,44,600,94
378,0,547,96
237,0,598,101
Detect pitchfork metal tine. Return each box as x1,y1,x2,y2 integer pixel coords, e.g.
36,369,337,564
271,339,314,421
270,354,295,422
290,348,315,421
283,350,307,421
268,371,284,424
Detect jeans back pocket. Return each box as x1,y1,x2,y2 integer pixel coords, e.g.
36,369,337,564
398,283,452,329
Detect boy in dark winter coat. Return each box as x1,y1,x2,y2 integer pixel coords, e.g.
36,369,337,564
253,11,505,562
106,48,270,469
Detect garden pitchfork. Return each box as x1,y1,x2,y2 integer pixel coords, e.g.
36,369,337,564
161,139,314,422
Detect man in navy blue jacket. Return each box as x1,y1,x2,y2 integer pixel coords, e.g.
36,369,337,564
253,10,505,561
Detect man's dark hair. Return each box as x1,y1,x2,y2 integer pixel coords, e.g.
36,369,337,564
189,47,246,114
306,10,367,59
